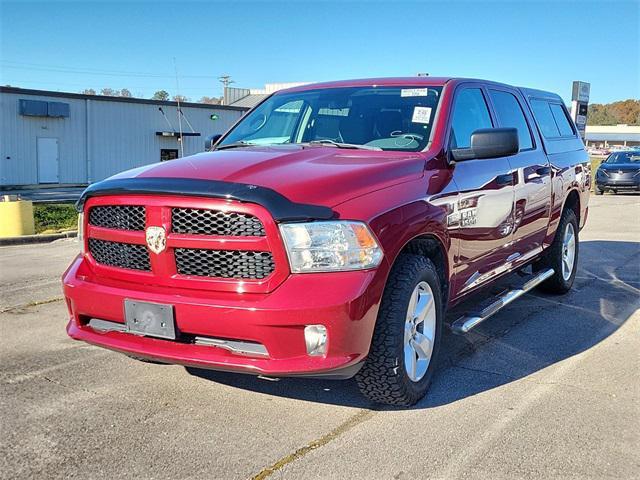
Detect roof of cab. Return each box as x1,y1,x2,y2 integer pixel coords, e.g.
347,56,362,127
517,86,564,102
278,77,561,98
280,77,455,93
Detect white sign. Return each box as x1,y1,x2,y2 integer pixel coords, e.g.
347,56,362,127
401,88,430,97
572,81,590,103
412,106,432,124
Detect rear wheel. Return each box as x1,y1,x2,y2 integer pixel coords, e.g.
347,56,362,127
537,208,579,294
356,254,443,406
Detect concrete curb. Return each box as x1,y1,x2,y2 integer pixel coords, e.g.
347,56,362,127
0,230,77,246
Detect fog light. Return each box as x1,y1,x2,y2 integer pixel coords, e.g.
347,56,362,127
304,325,327,356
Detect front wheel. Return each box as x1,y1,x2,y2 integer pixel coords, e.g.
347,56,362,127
537,208,579,294
356,254,443,406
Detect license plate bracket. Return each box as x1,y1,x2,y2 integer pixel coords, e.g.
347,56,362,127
124,299,176,340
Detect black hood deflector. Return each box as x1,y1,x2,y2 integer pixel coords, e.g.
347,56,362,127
76,177,335,222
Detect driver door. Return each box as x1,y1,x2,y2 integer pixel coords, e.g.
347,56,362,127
447,85,517,300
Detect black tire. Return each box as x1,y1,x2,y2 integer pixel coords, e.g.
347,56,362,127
536,208,579,294
612,189,618,195
356,254,443,406
595,188,604,196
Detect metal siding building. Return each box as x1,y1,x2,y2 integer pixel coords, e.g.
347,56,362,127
0,87,246,187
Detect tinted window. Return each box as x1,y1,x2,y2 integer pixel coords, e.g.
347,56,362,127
219,86,443,152
530,100,560,138
604,152,640,164
549,103,575,137
450,88,493,149
489,90,533,150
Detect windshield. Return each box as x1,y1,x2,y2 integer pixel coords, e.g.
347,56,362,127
604,152,640,164
219,86,443,152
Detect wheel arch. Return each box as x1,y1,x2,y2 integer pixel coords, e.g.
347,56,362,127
394,233,451,305
562,188,581,226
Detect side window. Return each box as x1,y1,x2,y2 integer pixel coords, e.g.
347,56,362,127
489,90,533,150
449,88,493,149
530,99,560,138
549,103,575,137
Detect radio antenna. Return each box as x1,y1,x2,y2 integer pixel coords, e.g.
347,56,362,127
173,57,184,158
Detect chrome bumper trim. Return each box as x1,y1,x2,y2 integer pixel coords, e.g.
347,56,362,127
194,336,269,358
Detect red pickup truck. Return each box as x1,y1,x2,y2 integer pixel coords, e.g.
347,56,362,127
63,77,590,406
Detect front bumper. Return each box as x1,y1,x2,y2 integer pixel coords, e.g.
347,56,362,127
63,255,384,378
596,177,640,190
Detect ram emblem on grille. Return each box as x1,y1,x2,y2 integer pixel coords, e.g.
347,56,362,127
145,226,166,254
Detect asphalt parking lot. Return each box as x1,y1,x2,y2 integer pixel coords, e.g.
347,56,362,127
1,194,639,480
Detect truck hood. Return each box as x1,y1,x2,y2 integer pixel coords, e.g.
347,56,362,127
111,145,426,207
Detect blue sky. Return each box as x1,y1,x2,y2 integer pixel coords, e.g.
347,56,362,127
1,0,638,104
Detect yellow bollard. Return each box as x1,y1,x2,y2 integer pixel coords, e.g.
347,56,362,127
0,197,36,237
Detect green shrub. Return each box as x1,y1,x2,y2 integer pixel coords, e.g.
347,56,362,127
590,156,603,191
33,204,78,234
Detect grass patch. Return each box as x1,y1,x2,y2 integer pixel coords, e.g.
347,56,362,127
590,156,604,192
33,204,78,234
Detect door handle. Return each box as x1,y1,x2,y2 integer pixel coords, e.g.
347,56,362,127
536,166,551,176
496,173,514,186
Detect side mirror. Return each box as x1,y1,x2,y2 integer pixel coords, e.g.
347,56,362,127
205,134,222,151
451,128,519,161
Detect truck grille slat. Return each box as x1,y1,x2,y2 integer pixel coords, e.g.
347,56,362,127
171,208,265,236
88,239,151,271
175,248,275,279
89,206,146,231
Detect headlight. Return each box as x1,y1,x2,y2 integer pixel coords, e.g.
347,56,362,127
77,212,84,252
279,221,383,273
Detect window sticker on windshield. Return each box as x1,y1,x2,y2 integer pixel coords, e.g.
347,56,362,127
412,106,432,124
401,88,430,97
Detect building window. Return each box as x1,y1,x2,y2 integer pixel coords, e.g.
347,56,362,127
160,149,179,162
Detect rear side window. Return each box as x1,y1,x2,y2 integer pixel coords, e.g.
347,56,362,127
489,90,533,150
450,88,493,149
549,103,575,136
530,99,575,138
530,100,560,137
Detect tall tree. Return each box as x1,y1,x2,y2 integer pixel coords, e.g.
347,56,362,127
199,96,222,105
151,90,170,101
119,88,132,98
100,88,118,96
587,100,640,126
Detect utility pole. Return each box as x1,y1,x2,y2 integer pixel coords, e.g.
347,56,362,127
219,75,235,105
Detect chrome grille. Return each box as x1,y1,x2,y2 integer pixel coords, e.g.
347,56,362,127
171,208,265,236
88,239,151,271
89,205,145,231
175,248,274,279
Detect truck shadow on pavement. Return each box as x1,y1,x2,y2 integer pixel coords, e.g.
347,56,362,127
185,240,640,410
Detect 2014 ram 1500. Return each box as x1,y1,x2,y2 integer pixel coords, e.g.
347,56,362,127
63,77,589,406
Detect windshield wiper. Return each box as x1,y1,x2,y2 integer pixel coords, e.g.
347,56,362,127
214,141,255,150
306,140,382,151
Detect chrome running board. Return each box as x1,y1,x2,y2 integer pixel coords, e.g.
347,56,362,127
450,268,554,334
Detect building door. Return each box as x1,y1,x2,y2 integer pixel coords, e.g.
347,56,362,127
37,137,59,183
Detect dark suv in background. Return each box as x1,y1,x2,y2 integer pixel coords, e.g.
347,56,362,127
595,151,640,194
